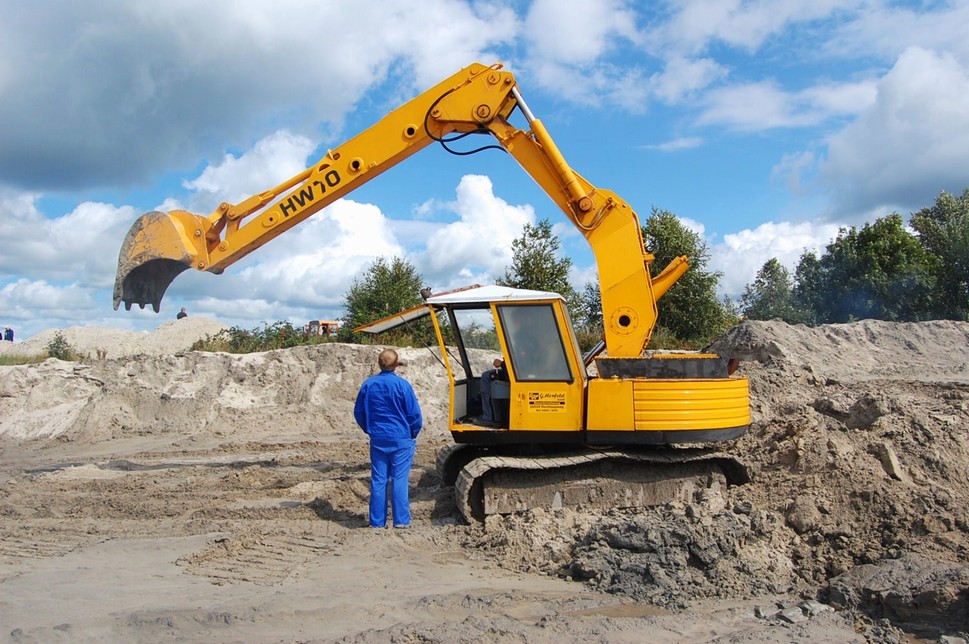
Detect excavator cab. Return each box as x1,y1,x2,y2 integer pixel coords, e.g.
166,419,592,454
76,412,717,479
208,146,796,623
433,286,587,439
356,285,588,441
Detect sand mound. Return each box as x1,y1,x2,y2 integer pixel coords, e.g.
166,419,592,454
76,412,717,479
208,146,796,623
0,316,229,359
0,342,455,443
707,318,969,382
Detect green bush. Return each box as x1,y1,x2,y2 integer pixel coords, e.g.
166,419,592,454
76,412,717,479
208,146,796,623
46,332,80,361
191,321,333,353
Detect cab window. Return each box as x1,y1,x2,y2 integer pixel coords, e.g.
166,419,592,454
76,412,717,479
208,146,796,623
498,304,572,382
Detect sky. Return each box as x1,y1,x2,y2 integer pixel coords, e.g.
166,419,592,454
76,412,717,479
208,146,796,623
2,0,968,341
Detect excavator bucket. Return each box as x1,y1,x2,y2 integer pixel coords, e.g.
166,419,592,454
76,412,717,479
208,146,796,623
113,210,205,312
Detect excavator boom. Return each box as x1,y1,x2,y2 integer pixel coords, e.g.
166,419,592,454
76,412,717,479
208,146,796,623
114,62,681,358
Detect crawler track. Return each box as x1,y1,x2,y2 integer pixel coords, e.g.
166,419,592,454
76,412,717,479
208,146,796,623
440,446,750,523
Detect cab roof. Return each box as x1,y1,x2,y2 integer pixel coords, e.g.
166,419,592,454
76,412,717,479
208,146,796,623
354,284,562,334
426,284,563,304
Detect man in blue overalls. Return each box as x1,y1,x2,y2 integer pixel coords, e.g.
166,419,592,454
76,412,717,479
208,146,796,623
354,348,423,528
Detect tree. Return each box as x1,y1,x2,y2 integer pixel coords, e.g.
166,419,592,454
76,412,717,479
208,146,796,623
497,218,578,308
793,214,938,323
642,208,732,346
792,251,824,326
576,280,603,329
910,189,969,320
740,258,804,323
339,256,432,345
498,219,574,292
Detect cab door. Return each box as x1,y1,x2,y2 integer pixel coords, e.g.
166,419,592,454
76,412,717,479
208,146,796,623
496,301,585,432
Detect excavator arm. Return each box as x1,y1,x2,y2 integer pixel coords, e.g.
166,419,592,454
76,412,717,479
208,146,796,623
114,62,687,358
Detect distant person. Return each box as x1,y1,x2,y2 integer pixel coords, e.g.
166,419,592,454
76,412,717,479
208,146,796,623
176,307,188,320
354,348,423,529
3,327,12,342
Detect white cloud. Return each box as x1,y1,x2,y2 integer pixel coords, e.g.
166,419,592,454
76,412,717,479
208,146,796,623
182,131,316,211
415,175,535,289
520,0,651,110
0,278,116,341
0,279,98,322
0,190,137,287
0,191,158,338
650,56,727,103
643,137,705,152
47,202,142,287
0,190,44,277
643,136,703,152
524,60,651,111
698,78,875,131
525,0,639,63
654,0,861,55
699,81,803,130
382,3,520,89
709,220,843,297
825,3,969,65
0,1,519,193
800,80,877,116
820,47,969,216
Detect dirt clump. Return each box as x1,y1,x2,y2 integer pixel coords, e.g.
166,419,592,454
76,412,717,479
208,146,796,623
463,319,969,638
826,555,969,638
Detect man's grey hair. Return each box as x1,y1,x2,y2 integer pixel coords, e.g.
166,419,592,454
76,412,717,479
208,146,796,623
378,348,399,371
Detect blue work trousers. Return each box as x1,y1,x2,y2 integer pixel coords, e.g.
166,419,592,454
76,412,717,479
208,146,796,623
369,439,416,527
480,370,496,421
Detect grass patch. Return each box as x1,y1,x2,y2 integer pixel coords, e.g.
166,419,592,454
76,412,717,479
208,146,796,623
0,353,47,366
0,332,83,364
191,321,336,354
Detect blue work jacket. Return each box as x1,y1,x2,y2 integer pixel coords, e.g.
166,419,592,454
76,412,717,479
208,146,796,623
354,370,423,444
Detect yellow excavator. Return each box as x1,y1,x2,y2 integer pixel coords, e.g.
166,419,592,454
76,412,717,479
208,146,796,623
114,62,750,523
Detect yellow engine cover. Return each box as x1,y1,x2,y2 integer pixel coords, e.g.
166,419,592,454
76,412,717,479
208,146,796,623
586,377,750,432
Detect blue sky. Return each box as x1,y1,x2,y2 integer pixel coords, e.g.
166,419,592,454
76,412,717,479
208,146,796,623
2,0,968,340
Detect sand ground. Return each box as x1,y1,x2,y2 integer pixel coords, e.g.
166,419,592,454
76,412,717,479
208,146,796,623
2,317,968,642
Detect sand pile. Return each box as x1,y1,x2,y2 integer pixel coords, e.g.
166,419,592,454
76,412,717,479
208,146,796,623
0,316,229,359
470,319,969,637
